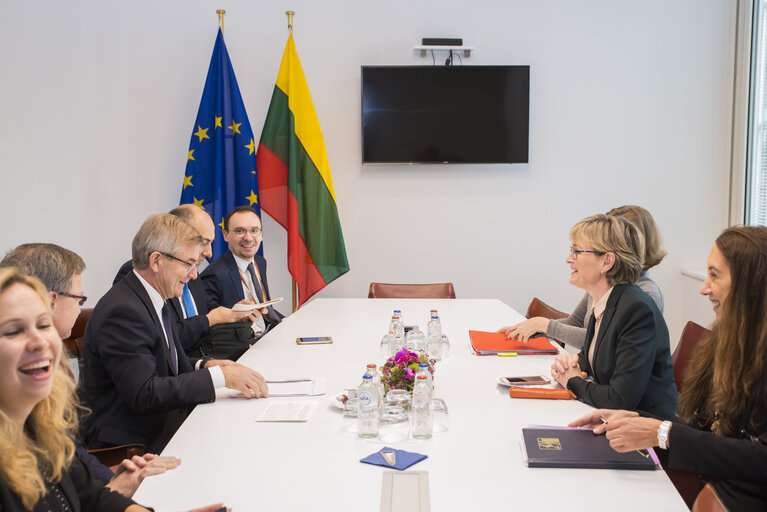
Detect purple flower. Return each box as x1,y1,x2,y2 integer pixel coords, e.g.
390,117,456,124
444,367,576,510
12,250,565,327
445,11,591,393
405,367,415,379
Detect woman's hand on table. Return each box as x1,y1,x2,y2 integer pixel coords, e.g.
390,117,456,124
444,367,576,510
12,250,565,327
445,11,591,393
107,454,181,497
551,352,585,387
497,317,550,342
568,409,639,433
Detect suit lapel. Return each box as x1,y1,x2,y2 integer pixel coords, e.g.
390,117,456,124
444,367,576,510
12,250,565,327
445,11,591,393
125,272,175,375
590,284,626,376
225,251,246,302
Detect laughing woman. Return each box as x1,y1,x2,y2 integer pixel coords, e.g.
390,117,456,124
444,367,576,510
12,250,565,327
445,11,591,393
550,214,677,418
0,268,150,511
570,226,767,510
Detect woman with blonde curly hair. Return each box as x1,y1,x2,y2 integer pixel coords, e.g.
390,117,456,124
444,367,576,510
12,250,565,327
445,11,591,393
0,268,148,510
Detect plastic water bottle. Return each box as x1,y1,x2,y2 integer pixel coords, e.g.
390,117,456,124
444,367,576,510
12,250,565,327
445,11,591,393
416,363,433,390
411,375,433,439
358,374,379,438
389,311,404,340
366,363,383,407
427,310,441,338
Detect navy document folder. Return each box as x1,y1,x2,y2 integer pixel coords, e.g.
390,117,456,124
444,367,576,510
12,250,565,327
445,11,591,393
522,427,658,470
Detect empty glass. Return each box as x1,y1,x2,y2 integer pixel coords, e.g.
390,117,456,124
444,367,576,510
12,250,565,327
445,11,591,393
385,389,412,410
431,398,449,432
378,405,410,443
342,397,359,434
405,329,427,354
441,334,451,359
379,335,393,358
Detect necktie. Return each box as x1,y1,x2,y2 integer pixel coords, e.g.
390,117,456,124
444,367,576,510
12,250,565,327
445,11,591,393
161,303,179,375
246,262,264,303
181,282,197,318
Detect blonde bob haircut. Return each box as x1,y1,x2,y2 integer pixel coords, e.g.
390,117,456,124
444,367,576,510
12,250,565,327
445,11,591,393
570,214,645,286
0,268,78,510
132,212,204,270
607,205,667,271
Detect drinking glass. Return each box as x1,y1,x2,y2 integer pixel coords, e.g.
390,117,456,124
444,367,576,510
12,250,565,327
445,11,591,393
379,335,393,358
378,405,410,443
431,398,449,432
385,389,412,411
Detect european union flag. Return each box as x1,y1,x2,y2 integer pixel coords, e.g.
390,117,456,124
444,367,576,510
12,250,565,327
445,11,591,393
180,29,262,259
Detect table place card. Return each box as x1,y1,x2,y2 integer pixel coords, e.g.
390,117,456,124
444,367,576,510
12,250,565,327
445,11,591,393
256,400,318,422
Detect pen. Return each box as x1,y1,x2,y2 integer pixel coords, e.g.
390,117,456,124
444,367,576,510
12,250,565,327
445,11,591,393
497,352,518,357
600,416,608,425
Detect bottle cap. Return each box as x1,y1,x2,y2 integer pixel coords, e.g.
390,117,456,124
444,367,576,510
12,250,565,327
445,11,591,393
367,364,377,368
416,375,427,379
419,363,428,367
362,374,372,379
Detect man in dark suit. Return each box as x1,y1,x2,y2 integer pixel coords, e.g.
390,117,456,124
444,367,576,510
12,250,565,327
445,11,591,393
113,204,261,354
202,206,284,336
80,213,269,453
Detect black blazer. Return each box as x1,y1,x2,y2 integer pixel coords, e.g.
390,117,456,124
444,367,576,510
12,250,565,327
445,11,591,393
80,271,215,453
114,259,210,354
567,283,677,418
0,456,135,512
666,391,767,511
201,250,283,325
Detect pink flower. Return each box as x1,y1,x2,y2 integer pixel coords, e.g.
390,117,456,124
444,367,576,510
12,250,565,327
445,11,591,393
405,368,415,379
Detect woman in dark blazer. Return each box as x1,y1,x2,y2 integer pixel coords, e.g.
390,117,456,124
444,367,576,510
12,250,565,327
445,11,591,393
571,226,767,511
551,214,677,418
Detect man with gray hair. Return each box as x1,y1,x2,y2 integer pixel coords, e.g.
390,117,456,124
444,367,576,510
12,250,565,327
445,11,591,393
80,213,269,453
0,243,86,339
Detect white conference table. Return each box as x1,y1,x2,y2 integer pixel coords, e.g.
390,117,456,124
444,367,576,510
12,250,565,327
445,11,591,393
134,298,687,511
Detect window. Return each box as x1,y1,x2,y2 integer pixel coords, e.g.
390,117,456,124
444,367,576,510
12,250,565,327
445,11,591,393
747,1,767,225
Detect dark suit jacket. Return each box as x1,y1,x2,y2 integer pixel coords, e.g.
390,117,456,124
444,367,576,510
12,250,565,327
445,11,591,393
566,283,677,418
201,250,284,326
114,259,210,354
665,390,767,511
0,456,135,512
80,271,215,453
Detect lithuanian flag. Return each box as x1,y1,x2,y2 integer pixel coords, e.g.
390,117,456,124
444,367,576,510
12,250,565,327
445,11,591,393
256,34,349,307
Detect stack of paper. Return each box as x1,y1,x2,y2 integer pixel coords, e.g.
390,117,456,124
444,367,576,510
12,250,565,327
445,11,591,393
468,330,558,355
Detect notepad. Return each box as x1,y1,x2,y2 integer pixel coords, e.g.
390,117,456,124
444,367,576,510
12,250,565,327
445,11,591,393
468,330,559,355
256,400,318,422
232,297,284,311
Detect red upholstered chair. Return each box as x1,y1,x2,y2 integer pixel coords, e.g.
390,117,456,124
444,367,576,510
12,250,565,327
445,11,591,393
691,484,728,512
672,321,710,392
368,282,456,299
525,297,569,347
62,307,92,360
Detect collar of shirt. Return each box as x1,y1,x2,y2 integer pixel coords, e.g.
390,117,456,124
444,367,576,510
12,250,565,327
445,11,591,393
133,269,166,320
232,253,254,274
592,286,614,320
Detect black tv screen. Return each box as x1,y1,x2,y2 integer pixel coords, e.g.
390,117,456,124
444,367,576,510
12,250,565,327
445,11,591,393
361,65,529,164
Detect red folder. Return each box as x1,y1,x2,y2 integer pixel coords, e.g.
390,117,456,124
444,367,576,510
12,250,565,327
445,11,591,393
468,330,559,356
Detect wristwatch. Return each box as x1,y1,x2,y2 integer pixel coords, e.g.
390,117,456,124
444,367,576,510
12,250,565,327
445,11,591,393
657,420,672,449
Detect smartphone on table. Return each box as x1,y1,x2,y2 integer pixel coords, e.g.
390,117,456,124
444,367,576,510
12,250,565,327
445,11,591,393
296,336,333,345
499,375,550,386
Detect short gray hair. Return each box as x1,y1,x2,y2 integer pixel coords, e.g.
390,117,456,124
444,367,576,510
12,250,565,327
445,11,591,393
0,243,85,293
132,213,204,270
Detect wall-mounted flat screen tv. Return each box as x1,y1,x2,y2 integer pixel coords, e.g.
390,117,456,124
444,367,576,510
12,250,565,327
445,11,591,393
361,65,529,164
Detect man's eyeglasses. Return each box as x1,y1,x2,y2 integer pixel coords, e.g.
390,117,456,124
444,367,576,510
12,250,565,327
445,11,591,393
230,227,262,237
569,247,606,259
57,291,87,306
160,252,202,274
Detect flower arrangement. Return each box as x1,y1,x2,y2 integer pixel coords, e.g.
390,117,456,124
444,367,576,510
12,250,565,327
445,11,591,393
380,348,434,394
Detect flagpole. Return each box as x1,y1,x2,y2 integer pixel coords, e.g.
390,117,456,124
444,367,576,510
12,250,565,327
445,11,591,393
287,9,298,313
217,9,225,35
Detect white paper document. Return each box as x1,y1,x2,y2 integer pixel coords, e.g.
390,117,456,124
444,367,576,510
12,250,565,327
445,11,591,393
231,297,284,311
266,377,326,396
257,400,318,422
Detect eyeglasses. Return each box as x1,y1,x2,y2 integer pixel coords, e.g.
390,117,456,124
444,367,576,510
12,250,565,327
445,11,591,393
160,252,202,274
57,291,87,306
230,227,262,237
569,247,606,259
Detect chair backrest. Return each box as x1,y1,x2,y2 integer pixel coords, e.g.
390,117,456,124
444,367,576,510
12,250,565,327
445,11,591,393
672,320,710,392
88,444,146,469
525,297,568,320
62,308,93,360
368,282,456,299
691,484,728,512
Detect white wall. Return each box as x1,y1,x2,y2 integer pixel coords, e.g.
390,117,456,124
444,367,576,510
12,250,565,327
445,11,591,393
0,0,733,344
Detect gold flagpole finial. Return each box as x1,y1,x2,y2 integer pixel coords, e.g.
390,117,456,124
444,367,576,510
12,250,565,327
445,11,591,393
286,10,295,33
217,10,225,35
